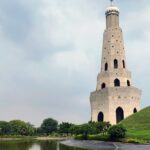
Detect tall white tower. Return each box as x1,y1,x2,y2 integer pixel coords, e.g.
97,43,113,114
90,0,141,124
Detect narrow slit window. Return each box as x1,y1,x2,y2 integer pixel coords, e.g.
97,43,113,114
105,63,108,71
122,60,125,68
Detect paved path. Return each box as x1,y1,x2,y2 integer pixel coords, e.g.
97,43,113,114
61,139,150,150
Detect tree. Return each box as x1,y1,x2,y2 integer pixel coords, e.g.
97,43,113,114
102,122,111,135
9,120,35,136
36,127,44,135
69,125,81,135
41,118,58,135
88,121,111,134
0,121,11,135
108,124,126,140
79,124,92,135
70,123,96,139
25,122,35,136
88,122,103,134
58,122,73,135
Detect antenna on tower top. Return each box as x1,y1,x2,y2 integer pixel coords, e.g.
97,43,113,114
110,0,114,5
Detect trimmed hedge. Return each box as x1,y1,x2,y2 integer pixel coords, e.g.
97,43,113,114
108,124,126,140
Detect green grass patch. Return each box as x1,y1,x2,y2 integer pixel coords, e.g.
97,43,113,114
120,106,150,142
123,138,146,144
75,134,109,141
126,130,150,140
0,135,36,138
121,106,150,130
88,134,109,141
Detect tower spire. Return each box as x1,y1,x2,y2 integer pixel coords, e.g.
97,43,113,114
110,0,114,5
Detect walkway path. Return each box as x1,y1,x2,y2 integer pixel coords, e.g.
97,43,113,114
61,139,150,150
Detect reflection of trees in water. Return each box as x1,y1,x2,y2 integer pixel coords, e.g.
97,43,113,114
39,141,85,150
0,141,89,150
0,141,33,150
39,140,57,150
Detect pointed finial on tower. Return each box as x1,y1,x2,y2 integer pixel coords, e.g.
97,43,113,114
106,0,119,15
110,0,114,5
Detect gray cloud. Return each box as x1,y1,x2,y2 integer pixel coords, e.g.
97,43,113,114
0,0,149,126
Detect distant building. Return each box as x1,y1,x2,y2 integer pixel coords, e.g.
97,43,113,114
90,0,142,124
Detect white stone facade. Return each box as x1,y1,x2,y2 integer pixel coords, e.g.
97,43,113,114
90,3,141,124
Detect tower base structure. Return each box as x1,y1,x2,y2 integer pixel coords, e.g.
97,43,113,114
90,87,141,125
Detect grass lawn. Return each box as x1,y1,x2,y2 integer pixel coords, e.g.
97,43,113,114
120,106,150,142
75,134,109,141
126,130,150,140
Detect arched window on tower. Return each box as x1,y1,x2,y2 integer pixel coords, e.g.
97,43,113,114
105,63,108,71
127,80,130,86
101,83,106,89
122,60,125,68
98,112,104,122
114,79,120,87
114,59,118,69
116,107,124,123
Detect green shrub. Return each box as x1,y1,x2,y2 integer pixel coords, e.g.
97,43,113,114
75,134,109,141
126,138,146,144
40,118,58,135
88,134,109,141
108,124,126,140
74,134,87,140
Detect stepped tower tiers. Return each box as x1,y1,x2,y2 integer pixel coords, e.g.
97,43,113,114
90,0,141,124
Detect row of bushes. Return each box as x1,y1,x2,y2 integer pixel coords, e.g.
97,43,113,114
75,134,109,141
0,118,74,136
75,124,126,141
0,118,127,141
0,120,35,136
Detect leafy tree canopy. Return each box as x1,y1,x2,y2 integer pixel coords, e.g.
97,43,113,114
58,122,73,134
0,121,11,135
41,118,58,135
9,120,35,136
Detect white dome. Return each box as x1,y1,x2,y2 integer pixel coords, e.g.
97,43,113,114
106,5,119,13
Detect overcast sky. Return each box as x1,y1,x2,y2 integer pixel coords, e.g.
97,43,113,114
0,0,149,126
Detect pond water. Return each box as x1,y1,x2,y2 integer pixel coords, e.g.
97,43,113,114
0,140,150,150
0,140,87,150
